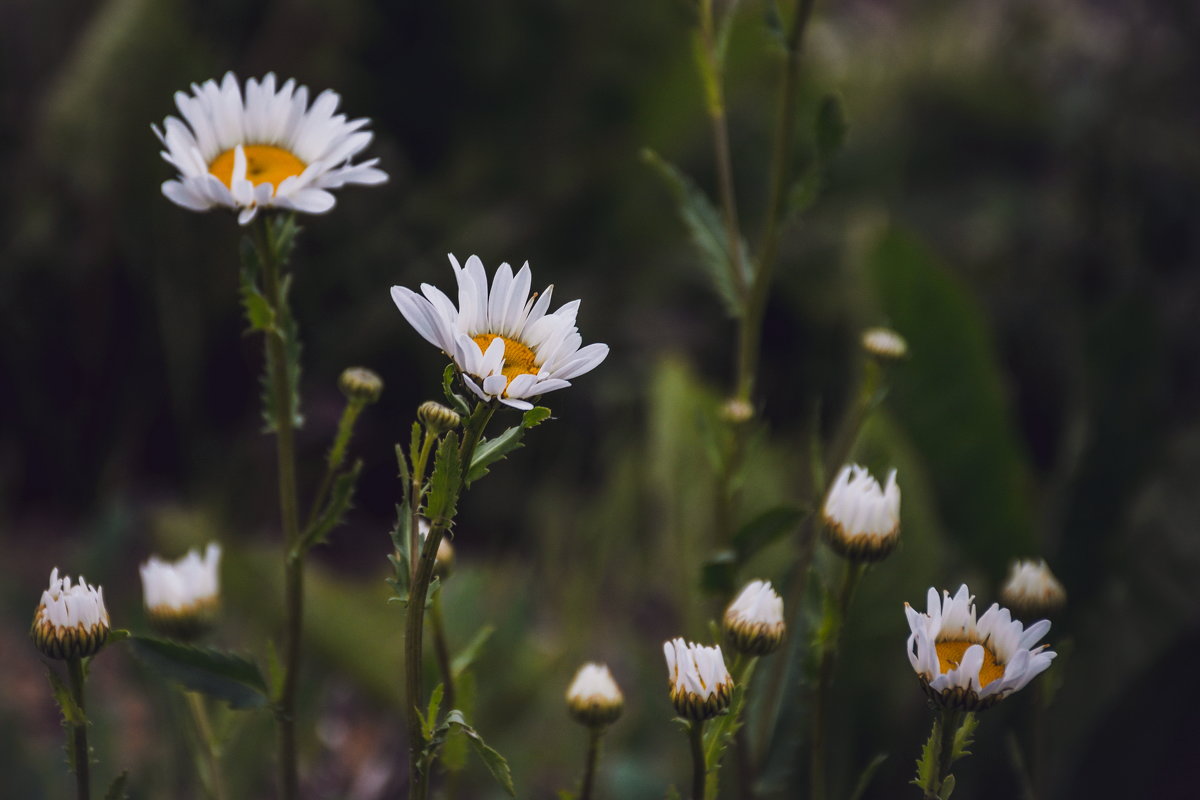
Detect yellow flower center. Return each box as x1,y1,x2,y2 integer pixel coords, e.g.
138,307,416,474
208,145,307,191
472,334,539,386
935,640,1005,687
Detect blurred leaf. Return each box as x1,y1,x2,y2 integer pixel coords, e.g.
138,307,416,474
46,669,85,727
848,753,888,800
128,636,267,710
436,710,515,796
422,683,444,741
451,624,496,679
815,93,848,161
786,161,822,219
642,148,750,317
733,505,804,562
427,431,462,522
714,0,742,67
103,772,129,800
867,227,1036,570
763,1,785,50
265,640,284,700
701,549,738,595
238,241,275,334
296,460,362,554
107,628,131,645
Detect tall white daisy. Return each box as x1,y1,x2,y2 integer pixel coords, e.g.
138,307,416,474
391,255,609,410
154,72,387,225
663,638,733,721
822,464,901,562
905,584,1056,710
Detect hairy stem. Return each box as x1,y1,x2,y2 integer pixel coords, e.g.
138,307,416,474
67,658,90,800
689,720,707,800
430,592,456,711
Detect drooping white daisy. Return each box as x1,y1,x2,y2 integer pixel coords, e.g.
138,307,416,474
1000,559,1066,619
565,662,624,728
31,568,111,660
905,584,1056,710
822,464,901,562
723,580,785,656
154,72,387,225
663,638,734,721
140,543,222,639
391,255,609,410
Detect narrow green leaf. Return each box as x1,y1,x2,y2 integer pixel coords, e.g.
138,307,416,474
103,771,130,800
442,364,472,416
939,774,957,799
733,505,804,562
714,0,743,67
422,683,445,740
815,93,848,161
128,636,268,710
848,753,888,800
451,625,496,679
466,425,527,485
443,710,516,796
912,718,939,791
396,442,411,484
951,713,978,762
297,460,362,553
427,431,462,522
46,669,85,726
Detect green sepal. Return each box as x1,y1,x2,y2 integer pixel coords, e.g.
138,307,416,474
128,635,268,710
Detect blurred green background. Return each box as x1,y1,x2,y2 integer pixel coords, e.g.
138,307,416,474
3,0,1199,797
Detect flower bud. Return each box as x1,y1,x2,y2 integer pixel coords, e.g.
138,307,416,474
31,569,110,660
723,580,785,656
339,367,383,404
822,464,901,563
418,401,461,435
1000,559,1066,619
565,662,624,728
140,543,222,641
663,638,733,721
861,327,908,360
721,398,754,425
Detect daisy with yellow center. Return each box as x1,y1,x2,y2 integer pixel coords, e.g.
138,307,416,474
905,585,1055,711
154,72,387,225
391,255,609,410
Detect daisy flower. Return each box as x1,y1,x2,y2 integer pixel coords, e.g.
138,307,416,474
140,543,222,639
723,580,785,656
905,584,1056,710
31,568,111,660
822,464,901,562
663,638,733,721
154,72,387,225
391,255,609,410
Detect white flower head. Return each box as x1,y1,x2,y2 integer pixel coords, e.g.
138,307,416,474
861,327,908,359
391,255,609,410
663,637,734,721
565,662,624,727
1001,559,1066,618
822,464,901,562
140,543,222,639
723,580,785,656
32,568,110,659
154,72,388,225
905,584,1056,711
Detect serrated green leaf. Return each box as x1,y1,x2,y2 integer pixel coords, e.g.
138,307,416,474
103,771,129,800
427,431,462,522
642,148,751,317
522,406,552,428
409,421,423,475
442,710,515,796
422,683,444,740
733,505,804,562
128,636,267,710
47,668,85,726
296,460,362,554
442,364,472,415
451,625,496,679
952,713,977,762
815,94,848,161
466,425,526,485
912,718,939,791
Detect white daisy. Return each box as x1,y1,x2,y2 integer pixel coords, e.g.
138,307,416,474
391,255,609,410
723,580,785,656
154,72,387,225
141,543,221,615
31,568,111,660
905,584,1056,710
1000,559,1066,618
663,638,733,721
565,662,624,727
822,464,901,562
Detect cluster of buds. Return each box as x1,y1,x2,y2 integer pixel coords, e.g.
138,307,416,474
822,464,901,563
663,638,733,721
31,569,110,660
140,543,222,640
565,662,624,728
1000,559,1066,619
723,580,785,656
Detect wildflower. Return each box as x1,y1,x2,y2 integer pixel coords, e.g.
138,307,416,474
723,580,785,656
1000,559,1066,619
861,327,908,360
154,72,387,225
140,543,222,640
822,464,901,562
31,569,110,659
418,401,462,435
339,367,383,405
391,255,609,410
565,663,624,728
663,638,733,721
905,585,1055,711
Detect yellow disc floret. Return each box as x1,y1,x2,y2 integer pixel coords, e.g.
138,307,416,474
472,334,539,385
209,145,307,191
935,640,1005,688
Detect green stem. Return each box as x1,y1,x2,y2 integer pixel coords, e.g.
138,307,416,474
580,726,603,800
810,561,863,800
689,720,707,800
411,429,437,585
306,400,364,530
430,591,456,711
186,692,228,800
67,658,90,800
254,216,304,800
405,403,495,800
928,708,963,799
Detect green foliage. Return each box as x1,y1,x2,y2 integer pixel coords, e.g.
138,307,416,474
733,505,804,562
642,147,752,317
451,625,496,679
465,406,551,485
46,668,85,727
296,459,363,555
848,753,888,800
387,500,414,603
128,636,268,710
952,713,977,762
421,684,445,741
912,717,939,792
103,771,130,800
442,364,472,416
238,241,275,334
431,710,516,797
427,431,463,523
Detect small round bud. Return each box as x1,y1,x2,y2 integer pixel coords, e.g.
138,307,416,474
566,663,624,728
140,544,222,641
723,580,785,656
721,398,754,425
861,327,908,360
822,464,901,563
418,401,461,435
31,569,110,660
1000,559,1066,619
339,367,383,404
663,638,734,721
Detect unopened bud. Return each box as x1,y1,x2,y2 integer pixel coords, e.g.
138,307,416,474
663,638,733,721
339,367,383,404
566,663,624,728
418,401,461,435
822,464,901,563
1000,559,1066,619
140,544,222,641
723,580,785,656
31,569,110,660
721,398,754,425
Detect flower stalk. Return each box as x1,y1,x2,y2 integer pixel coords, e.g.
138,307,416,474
186,692,228,800
689,720,707,800
810,560,864,800
67,657,90,800
580,726,603,800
